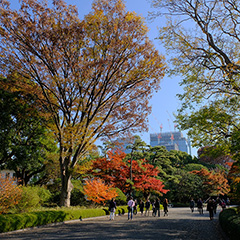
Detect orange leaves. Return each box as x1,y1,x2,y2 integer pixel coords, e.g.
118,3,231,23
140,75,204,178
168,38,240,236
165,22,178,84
91,150,168,195
83,178,118,204
191,168,230,196
0,174,22,214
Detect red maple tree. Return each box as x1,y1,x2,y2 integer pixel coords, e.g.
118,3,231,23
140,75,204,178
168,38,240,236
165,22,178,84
131,159,168,196
90,150,168,196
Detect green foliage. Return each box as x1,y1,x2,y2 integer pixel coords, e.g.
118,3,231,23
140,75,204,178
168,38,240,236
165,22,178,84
35,186,52,206
0,206,129,233
115,188,127,205
125,135,149,161
184,163,207,172
14,186,51,212
0,76,56,185
0,210,66,233
70,189,89,207
219,207,240,240
70,179,88,206
167,169,203,203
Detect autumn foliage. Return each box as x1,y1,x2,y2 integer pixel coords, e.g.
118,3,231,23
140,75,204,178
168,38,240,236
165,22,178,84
0,0,165,206
228,161,240,201
0,174,22,214
191,168,230,196
90,150,168,196
83,178,118,204
131,159,169,195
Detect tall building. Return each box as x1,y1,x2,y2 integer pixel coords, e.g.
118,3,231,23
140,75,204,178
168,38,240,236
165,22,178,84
150,131,190,154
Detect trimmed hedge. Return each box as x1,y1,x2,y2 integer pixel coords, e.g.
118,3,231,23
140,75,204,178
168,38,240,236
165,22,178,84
219,207,240,240
0,206,128,233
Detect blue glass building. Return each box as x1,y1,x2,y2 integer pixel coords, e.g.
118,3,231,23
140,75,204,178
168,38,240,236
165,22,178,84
150,131,190,154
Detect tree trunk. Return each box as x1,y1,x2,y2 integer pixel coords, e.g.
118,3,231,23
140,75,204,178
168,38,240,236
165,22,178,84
59,168,73,207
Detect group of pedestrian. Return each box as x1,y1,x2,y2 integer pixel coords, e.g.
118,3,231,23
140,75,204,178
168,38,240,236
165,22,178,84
129,197,169,219
189,197,230,220
109,196,170,221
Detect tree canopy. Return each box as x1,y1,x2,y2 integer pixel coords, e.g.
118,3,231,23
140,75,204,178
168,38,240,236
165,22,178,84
150,0,239,200
0,0,165,206
150,0,240,147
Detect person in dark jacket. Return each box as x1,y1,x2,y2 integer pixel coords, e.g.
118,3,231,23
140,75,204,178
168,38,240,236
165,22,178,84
207,199,214,220
190,198,195,212
109,198,117,220
139,200,144,215
145,198,151,216
197,198,203,214
163,198,168,216
154,198,160,217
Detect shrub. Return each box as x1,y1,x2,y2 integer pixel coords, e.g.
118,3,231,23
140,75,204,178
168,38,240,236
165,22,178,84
0,206,128,233
0,174,22,214
219,207,240,240
15,186,41,212
35,186,52,205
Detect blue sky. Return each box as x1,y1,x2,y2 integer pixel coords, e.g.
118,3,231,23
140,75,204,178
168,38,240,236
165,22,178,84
72,0,196,155
8,0,197,156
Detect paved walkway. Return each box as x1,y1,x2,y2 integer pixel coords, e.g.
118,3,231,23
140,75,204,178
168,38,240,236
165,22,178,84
0,207,229,240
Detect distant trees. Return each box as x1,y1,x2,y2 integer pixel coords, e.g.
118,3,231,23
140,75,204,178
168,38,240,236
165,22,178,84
0,0,165,206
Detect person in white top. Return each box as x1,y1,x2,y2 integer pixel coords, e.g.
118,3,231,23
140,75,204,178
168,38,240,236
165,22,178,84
127,196,135,220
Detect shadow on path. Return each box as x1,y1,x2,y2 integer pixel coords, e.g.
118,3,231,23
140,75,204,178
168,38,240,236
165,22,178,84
0,208,229,240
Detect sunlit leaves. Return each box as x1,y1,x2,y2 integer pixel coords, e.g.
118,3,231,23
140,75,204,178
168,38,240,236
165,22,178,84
191,168,230,196
150,0,240,147
0,0,166,206
90,150,168,196
0,174,22,214
83,178,118,204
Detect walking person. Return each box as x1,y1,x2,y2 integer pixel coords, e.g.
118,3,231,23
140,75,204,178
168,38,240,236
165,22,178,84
109,198,117,220
145,198,151,216
163,198,168,216
155,198,160,217
207,199,214,220
139,200,144,215
213,199,217,214
127,196,135,220
152,200,156,216
220,199,226,211
197,198,203,214
190,198,195,212
133,199,138,215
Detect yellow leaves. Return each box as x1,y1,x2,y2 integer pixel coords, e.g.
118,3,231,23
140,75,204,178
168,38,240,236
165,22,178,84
233,177,240,184
74,159,93,175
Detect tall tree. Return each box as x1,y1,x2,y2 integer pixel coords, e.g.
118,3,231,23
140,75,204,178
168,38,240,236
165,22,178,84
150,0,240,145
0,0,165,206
